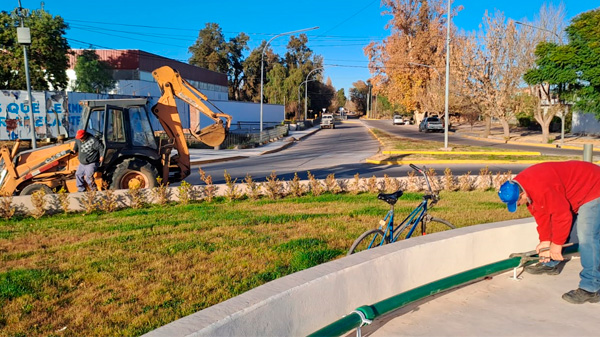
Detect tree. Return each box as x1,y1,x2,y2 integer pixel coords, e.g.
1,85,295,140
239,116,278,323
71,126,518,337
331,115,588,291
517,4,569,143
0,7,69,90
364,0,457,113
188,23,228,73
523,42,577,142
350,81,369,114
461,10,539,139
226,32,249,101
242,42,279,103
284,34,313,70
265,63,287,105
73,49,115,93
335,88,346,109
564,9,600,118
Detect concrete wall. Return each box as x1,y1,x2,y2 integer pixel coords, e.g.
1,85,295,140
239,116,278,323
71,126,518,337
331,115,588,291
144,218,538,337
572,111,600,135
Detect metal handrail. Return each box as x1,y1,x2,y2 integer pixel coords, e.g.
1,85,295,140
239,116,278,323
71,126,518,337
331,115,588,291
308,244,579,336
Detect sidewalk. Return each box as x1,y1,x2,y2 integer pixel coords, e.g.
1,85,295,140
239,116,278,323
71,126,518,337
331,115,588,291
189,125,320,165
453,122,600,150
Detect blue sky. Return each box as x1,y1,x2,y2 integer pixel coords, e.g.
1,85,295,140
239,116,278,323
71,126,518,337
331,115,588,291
16,0,600,95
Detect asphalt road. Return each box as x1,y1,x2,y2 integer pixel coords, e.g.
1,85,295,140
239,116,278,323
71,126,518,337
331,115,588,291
184,121,534,185
364,119,589,157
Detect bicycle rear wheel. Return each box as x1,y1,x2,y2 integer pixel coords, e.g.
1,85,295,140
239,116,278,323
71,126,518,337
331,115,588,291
347,229,388,256
416,217,455,236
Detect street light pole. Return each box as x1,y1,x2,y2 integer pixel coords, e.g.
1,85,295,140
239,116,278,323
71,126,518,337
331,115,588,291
298,79,316,120
514,21,565,146
305,67,323,120
443,0,451,150
260,26,319,133
16,0,36,149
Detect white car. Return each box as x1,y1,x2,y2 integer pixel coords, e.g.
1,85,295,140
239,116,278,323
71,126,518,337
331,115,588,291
320,114,336,129
393,115,406,125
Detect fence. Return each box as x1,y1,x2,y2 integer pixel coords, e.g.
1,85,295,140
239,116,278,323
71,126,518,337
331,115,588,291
186,123,289,149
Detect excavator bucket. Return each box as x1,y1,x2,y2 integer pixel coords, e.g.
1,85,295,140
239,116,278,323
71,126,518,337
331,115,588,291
193,123,227,147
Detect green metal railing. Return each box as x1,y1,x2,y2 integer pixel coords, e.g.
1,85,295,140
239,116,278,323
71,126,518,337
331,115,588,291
309,244,579,337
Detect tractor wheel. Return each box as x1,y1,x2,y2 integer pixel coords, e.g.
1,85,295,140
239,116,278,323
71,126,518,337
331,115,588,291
109,159,159,190
20,183,53,196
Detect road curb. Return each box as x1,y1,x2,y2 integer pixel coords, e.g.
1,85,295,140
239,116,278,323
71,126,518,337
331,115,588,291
260,139,296,155
366,158,600,165
382,150,542,156
190,156,249,165
459,134,600,152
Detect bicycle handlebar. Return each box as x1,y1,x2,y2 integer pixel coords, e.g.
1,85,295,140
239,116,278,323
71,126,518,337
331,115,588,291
410,163,434,196
409,163,422,173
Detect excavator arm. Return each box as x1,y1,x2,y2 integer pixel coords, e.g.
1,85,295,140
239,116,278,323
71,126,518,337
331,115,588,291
150,66,233,180
152,66,232,146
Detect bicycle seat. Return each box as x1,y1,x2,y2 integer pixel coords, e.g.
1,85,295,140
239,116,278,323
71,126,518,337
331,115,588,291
377,190,404,205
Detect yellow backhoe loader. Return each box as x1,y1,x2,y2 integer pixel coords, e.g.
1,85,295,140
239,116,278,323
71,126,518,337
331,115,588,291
0,66,232,195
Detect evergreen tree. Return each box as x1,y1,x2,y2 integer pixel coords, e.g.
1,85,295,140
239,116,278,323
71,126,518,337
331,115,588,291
74,49,115,93
565,9,600,117
0,7,69,90
188,23,229,73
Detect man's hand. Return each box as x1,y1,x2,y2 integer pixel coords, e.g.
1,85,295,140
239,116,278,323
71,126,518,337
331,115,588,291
548,242,564,261
536,241,551,262
536,241,550,253
99,157,104,164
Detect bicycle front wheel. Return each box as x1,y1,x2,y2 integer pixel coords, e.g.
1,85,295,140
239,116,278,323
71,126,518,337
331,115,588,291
421,217,455,235
347,229,388,256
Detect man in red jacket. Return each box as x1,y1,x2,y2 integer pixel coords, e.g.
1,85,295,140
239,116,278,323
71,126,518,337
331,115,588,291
499,161,600,304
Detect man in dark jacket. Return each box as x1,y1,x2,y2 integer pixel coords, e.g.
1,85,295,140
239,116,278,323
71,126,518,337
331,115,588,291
73,129,104,192
499,161,600,304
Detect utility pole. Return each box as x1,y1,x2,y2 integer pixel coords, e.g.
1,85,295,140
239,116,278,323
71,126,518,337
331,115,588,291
443,0,451,150
366,82,372,118
16,0,37,149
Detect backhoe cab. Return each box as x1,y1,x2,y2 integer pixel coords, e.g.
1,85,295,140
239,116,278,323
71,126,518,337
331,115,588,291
0,66,232,195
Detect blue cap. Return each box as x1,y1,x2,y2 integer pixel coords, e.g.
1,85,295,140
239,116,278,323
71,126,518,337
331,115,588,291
498,181,520,213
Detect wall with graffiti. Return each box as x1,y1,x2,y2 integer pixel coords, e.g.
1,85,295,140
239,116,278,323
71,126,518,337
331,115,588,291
0,90,68,140
0,91,190,141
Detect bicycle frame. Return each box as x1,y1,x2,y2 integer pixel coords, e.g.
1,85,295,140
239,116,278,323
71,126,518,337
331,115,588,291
375,197,429,245
392,198,429,241
348,164,454,255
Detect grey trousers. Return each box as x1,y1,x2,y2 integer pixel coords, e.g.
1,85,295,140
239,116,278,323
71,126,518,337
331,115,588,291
76,162,98,192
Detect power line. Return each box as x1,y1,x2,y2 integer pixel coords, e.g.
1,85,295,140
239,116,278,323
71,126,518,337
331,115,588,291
68,26,188,48
321,0,380,35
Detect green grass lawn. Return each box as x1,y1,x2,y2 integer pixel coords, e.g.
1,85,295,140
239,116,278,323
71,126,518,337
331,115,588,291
0,191,530,336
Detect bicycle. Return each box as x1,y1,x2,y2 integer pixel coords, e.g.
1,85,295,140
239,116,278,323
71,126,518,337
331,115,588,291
347,164,455,255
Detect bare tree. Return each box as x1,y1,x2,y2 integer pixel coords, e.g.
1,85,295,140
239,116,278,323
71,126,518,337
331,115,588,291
522,3,568,143
459,10,539,139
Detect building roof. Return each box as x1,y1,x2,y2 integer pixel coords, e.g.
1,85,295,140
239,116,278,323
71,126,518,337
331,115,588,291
68,49,228,86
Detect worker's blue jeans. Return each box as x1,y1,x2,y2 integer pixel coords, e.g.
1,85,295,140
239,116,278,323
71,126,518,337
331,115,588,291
76,162,98,192
575,196,600,293
545,196,600,292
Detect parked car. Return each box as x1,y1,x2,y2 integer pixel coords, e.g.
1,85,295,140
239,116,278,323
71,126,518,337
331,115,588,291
393,115,406,125
419,116,444,132
320,114,336,129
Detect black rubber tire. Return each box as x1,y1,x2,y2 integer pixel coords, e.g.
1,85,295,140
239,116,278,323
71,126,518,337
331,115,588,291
109,159,159,190
418,217,455,236
333,124,336,129
20,183,53,196
347,229,388,256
